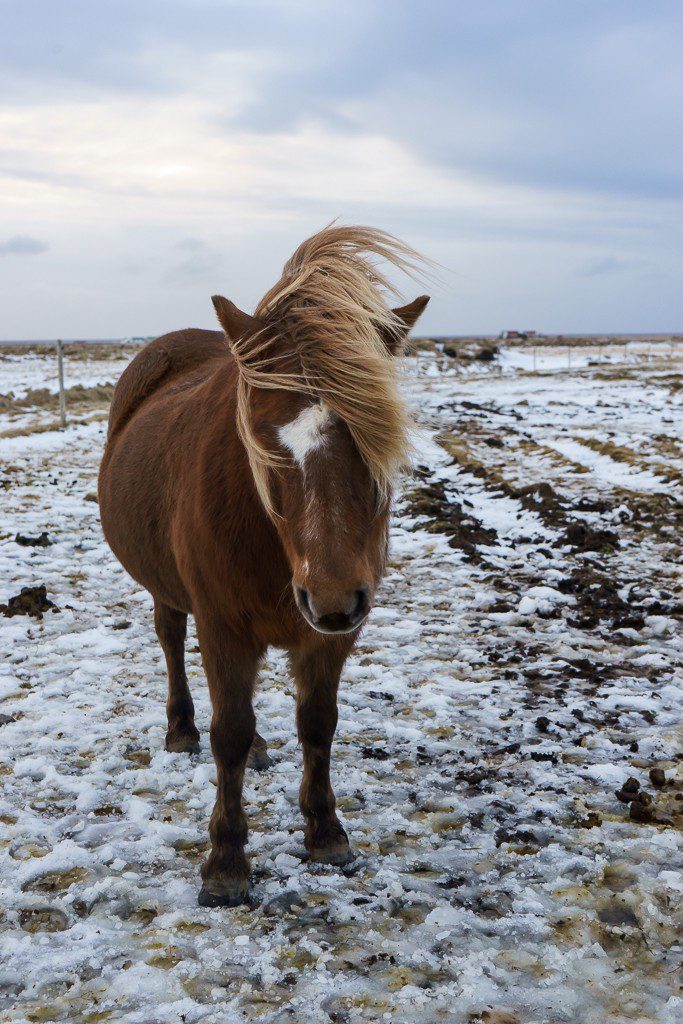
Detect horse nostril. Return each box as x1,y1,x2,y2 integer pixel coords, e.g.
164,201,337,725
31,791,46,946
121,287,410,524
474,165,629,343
296,585,312,617
353,588,370,620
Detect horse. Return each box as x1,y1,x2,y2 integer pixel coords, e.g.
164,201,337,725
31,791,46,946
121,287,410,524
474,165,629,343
98,225,429,906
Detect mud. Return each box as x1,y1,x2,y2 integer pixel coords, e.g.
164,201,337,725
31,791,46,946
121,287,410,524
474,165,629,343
558,522,620,552
405,474,497,561
0,585,59,619
613,770,683,829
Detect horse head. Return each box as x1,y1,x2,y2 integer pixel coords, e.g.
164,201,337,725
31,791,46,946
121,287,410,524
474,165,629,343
213,291,429,634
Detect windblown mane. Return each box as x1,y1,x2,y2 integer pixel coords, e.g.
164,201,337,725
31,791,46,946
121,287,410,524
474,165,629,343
233,225,424,515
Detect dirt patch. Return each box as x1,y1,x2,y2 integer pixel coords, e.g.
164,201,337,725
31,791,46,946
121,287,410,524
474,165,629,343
626,492,683,542
513,481,562,512
557,522,620,552
15,531,52,547
0,340,142,359
559,567,631,630
0,383,114,414
405,473,497,561
560,563,681,631
577,437,682,487
0,585,59,619
434,435,621,545
614,772,683,829
441,340,500,363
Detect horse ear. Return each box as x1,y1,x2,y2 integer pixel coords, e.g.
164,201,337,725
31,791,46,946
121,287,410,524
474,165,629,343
382,295,430,355
212,295,262,354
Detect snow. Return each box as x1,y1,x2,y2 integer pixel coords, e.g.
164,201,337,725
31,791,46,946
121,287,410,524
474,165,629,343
518,586,574,617
0,347,133,400
0,340,681,1023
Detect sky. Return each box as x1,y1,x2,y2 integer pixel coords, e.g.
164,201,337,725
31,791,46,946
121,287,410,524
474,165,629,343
1,0,682,339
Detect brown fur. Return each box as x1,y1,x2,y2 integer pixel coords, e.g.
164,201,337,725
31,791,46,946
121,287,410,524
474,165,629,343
98,225,428,905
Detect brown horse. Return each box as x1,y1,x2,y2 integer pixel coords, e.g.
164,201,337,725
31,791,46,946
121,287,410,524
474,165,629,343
98,226,429,906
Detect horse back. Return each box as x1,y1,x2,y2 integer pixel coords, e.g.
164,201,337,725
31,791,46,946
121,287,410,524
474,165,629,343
107,328,229,438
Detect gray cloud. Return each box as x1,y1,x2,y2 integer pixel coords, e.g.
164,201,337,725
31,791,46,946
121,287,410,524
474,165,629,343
3,2,682,200
1,1,682,336
0,234,49,256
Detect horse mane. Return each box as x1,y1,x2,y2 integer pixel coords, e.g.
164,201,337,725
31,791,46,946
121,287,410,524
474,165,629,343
234,225,424,515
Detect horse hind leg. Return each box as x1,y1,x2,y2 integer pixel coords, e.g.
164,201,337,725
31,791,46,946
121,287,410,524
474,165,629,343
247,729,271,770
154,600,200,754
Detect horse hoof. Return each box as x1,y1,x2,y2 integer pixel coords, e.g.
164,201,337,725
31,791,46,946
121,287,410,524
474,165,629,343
165,732,200,755
308,842,351,866
198,879,250,908
247,739,271,771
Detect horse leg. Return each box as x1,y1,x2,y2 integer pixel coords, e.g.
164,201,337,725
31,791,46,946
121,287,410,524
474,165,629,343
154,600,200,754
196,617,259,906
290,646,350,865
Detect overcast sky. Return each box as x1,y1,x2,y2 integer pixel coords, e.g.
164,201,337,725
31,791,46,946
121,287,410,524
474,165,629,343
1,0,682,338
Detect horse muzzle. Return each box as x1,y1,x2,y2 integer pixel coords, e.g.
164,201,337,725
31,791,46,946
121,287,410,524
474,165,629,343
293,582,371,634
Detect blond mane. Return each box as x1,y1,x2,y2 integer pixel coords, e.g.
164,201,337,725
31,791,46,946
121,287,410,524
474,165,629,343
233,225,424,515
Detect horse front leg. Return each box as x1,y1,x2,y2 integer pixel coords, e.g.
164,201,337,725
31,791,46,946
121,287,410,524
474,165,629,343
195,615,261,906
290,644,351,865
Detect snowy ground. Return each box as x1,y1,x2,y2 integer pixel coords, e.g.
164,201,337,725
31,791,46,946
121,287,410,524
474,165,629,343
0,344,136,402
0,342,681,1024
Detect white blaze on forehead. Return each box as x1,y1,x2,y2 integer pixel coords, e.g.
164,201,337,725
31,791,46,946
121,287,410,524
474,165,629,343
278,402,332,465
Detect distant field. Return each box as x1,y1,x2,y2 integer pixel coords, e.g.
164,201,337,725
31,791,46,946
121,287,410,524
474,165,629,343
1,333,681,437
0,338,681,1023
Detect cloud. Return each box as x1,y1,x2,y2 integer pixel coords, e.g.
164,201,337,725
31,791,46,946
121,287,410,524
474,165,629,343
4,3,682,201
0,234,49,256
0,2,681,336
577,256,643,278
164,238,226,283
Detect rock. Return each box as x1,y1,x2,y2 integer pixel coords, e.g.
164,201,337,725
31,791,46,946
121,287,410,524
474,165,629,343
262,890,304,917
629,799,654,823
0,585,59,619
649,767,666,788
615,778,645,804
19,906,70,932
0,714,16,726
15,531,52,547
361,745,391,760
598,904,638,928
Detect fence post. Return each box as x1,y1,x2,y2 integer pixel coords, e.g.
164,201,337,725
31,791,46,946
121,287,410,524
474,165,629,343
57,339,66,428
